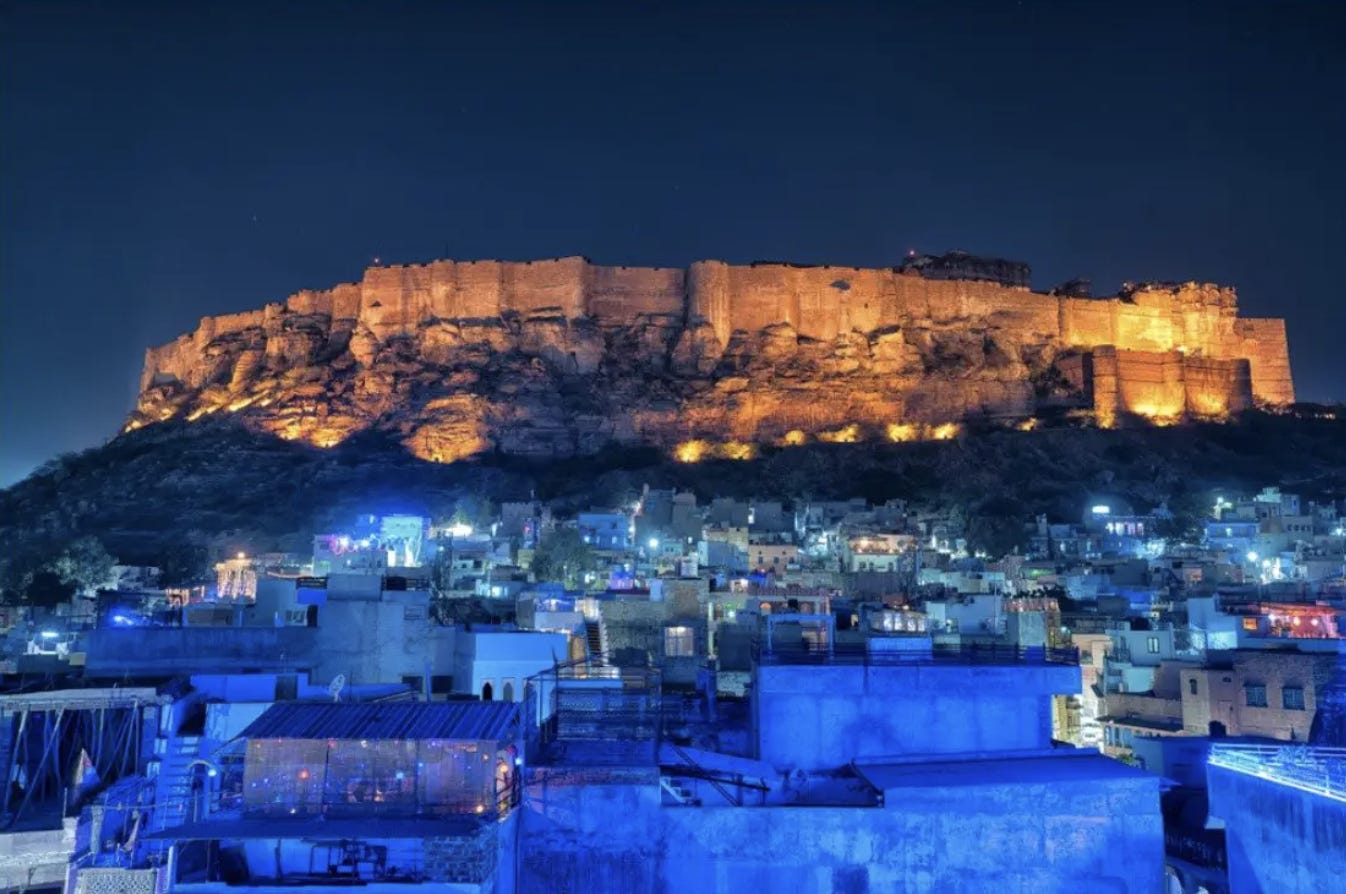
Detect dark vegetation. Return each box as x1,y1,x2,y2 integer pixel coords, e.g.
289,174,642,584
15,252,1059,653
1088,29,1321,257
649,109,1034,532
2,410,1344,598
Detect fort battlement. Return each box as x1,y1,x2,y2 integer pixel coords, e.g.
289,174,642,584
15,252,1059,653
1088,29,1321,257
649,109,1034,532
133,253,1294,459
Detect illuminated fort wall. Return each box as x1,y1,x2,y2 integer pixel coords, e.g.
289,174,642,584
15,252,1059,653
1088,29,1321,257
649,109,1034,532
141,256,1294,419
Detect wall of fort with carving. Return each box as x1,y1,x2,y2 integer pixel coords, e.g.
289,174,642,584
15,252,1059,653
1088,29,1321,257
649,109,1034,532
129,253,1295,462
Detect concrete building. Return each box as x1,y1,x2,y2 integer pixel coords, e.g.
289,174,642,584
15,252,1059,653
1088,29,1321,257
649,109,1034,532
1207,742,1345,894
453,630,568,702
518,640,1164,893
1179,650,1337,741
577,511,631,550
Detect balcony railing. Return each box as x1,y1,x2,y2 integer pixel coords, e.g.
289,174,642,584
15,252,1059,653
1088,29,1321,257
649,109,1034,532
1209,744,1346,803
757,641,1079,666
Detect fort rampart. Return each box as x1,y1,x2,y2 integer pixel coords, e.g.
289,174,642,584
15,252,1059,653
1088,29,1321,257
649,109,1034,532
135,255,1294,454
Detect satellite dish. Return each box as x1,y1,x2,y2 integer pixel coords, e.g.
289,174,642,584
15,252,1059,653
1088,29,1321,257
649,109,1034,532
329,674,347,703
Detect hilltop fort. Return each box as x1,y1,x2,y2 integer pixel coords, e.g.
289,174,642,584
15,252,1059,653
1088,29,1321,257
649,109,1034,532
130,252,1294,462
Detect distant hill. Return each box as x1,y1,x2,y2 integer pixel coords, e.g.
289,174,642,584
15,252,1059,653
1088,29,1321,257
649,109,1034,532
2,410,1344,586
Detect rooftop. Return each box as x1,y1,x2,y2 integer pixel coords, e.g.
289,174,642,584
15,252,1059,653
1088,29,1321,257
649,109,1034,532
145,814,485,841
855,751,1154,792
1209,743,1346,803
238,700,519,742
757,641,1079,667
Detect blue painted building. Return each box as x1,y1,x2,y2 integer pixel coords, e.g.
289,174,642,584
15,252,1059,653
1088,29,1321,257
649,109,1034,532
578,512,632,550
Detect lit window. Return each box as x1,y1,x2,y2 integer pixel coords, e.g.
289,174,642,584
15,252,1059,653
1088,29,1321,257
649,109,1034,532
1283,686,1306,711
664,626,694,658
1245,683,1268,708
1146,636,1160,654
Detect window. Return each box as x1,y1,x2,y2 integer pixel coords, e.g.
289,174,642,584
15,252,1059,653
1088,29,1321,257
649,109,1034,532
1245,683,1268,708
1146,636,1160,654
1188,678,1199,696
1283,686,1306,711
664,626,694,658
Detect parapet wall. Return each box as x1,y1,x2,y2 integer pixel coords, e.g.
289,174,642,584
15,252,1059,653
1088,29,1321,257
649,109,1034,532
520,769,1163,893
1208,762,1346,893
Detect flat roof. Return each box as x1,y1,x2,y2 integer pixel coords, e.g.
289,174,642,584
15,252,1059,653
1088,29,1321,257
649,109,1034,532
144,814,485,841
855,752,1154,791
0,687,164,712
238,701,518,742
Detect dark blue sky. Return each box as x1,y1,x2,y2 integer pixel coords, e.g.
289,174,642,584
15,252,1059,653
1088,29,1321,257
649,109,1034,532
2,0,1344,486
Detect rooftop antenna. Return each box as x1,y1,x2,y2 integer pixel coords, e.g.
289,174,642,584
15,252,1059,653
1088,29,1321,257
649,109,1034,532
329,673,347,703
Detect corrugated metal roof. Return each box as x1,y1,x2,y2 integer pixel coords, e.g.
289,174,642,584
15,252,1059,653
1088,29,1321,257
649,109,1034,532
238,701,519,742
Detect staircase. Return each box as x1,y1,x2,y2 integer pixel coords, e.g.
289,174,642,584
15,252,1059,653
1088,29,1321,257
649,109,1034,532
583,619,607,662
659,775,700,806
152,735,201,831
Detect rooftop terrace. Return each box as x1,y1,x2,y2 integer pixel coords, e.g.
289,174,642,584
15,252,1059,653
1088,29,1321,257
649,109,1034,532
1209,743,1346,803
757,640,1079,667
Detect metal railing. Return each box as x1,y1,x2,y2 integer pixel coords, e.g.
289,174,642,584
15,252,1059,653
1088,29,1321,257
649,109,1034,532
1208,744,1346,803
756,641,1079,667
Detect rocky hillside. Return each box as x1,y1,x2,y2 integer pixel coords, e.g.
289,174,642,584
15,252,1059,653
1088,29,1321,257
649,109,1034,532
2,411,1343,584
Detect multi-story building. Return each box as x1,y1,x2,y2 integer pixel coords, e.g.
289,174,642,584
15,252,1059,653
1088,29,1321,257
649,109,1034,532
1179,649,1336,741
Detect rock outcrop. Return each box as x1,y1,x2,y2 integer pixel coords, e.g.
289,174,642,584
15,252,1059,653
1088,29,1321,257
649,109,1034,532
129,253,1295,461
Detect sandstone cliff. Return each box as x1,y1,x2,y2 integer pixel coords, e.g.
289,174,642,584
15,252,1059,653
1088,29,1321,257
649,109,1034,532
129,253,1295,461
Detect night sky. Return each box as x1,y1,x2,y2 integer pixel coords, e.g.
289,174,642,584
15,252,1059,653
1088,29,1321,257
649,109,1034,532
2,1,1344,486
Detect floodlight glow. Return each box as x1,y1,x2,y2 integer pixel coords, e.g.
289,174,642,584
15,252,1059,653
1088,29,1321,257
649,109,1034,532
1091,505,1110,515
449,523,473,538
1246,551,1258,562
40,630,59,639
648,537,660,550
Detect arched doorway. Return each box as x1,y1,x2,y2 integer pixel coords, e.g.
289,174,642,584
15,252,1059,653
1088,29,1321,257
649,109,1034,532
502,681,515,702
481,681,493,701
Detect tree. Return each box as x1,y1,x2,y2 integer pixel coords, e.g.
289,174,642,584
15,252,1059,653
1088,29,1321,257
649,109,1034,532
159,543,209,586
531,528,596,589
49,536,117,597
964,496,1030,558
24,570,75,608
